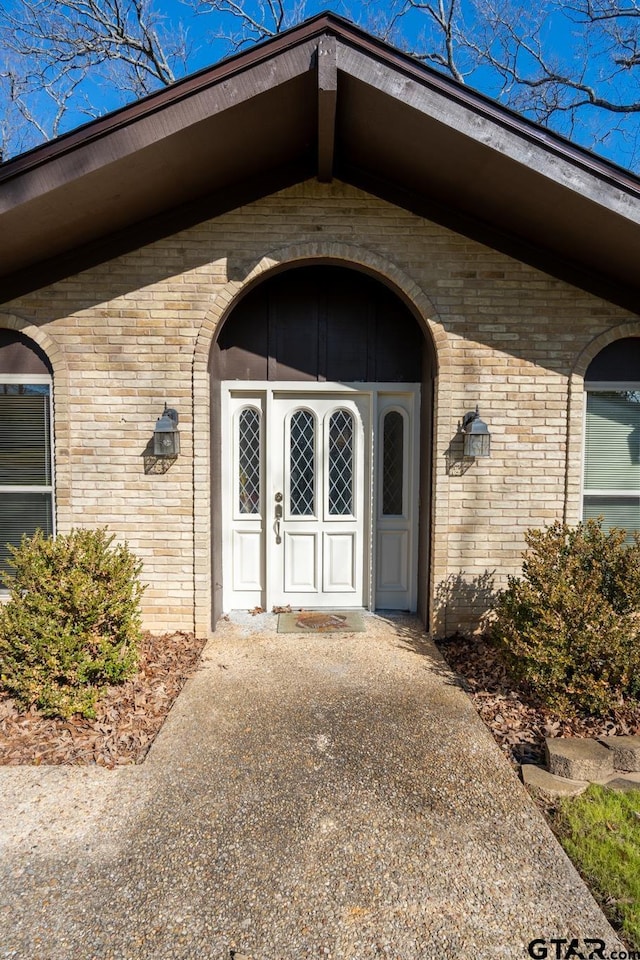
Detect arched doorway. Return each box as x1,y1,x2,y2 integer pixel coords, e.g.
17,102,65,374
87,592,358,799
209,265,435,619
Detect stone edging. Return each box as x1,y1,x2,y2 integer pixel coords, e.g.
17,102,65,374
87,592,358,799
522,735,640,797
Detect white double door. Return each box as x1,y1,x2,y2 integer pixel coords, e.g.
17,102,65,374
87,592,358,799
222,383,419,612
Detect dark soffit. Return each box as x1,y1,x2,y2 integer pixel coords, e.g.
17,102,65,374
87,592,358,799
1,12,640,310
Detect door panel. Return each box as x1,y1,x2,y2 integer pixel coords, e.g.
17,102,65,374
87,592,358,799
376,530,409,592
374,394,419,610
323,532,356,592
284,532,318,592
271,394,368,608
232,530,263,591
224,397,265,608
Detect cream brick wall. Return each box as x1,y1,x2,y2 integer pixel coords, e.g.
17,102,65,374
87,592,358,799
1,180,636,636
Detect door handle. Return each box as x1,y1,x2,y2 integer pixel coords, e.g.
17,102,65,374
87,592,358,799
274,500,283,544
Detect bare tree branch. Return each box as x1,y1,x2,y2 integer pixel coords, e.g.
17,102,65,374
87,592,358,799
1,0,640,170
189,0,308,52
0,0,192,154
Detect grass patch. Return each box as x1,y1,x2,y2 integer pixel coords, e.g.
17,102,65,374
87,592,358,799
551,785,640,948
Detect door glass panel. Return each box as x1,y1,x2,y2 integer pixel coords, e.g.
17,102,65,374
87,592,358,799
382,411,404,516
289,409,315,515
238,407,261,515
328,409,353,515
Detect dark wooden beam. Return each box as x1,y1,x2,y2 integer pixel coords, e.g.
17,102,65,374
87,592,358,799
317,35,337,183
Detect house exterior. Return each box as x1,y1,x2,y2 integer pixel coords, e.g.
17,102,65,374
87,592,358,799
1,13,640,638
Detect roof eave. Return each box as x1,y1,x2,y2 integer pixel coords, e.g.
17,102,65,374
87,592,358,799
0,12,639,308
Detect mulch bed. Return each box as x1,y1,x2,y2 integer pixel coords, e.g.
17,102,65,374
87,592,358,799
0,631,208,767
435,634,640,767
3,627,639,769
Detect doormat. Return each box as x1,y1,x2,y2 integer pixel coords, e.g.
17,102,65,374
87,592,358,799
277,610,365,634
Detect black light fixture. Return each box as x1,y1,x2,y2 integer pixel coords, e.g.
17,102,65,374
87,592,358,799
462,405,491,458
153,405,180,457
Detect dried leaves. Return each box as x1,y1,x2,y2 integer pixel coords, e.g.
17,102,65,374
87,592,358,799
0,631,207,767
437,635,640,766
5,625,637,771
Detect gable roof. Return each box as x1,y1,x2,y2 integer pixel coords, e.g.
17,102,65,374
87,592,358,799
1,11,639,310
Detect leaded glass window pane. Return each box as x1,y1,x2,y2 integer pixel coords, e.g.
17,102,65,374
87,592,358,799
328,410,353,515
238,408,261,515
382,411,404,516
289,410,315,516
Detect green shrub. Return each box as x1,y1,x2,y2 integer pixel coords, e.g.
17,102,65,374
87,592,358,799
492,519,640,717
0,528,145,719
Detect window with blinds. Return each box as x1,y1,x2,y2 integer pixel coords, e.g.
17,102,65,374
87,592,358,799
0,382,54,582
583,390,640,537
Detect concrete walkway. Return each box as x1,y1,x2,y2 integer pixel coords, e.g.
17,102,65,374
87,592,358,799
0,614,622,959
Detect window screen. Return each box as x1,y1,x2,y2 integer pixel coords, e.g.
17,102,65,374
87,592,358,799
0,383,54,581
583,389,640,536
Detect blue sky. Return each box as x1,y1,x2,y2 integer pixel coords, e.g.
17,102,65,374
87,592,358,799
2,0,640,171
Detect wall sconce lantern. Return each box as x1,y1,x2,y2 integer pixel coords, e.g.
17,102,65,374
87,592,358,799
153,405,180,457
462,405,491,458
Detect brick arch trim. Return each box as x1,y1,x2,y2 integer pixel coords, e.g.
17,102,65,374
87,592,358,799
193,241,448,373
0,313,67,375
572,320,640,380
